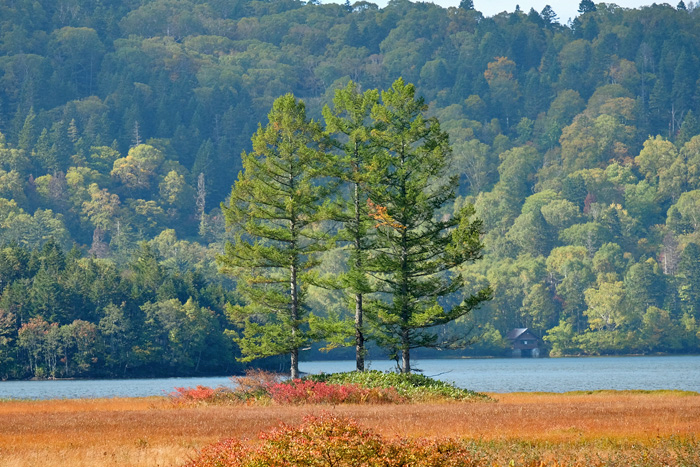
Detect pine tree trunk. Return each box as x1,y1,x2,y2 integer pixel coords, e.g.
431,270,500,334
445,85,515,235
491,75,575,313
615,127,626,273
290,261,299,379
401,328,410,374
355,292,364,372
353,174,365,372
289,164,300,380
399,153,410,375
290,347,299,379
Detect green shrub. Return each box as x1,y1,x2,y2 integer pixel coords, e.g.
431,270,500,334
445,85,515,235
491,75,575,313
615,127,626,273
304,370,492,402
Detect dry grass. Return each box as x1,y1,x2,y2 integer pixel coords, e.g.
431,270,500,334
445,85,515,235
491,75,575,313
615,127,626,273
0,391,698,466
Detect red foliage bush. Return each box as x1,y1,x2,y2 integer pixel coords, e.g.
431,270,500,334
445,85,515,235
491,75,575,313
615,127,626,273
267,379,404,405
268,380,354,404
170,385,217,405
183,412,481,467
168,371,404,406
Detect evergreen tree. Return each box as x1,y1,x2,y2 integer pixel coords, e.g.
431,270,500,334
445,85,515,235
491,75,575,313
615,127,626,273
459,0,475,10
0,309,16,378
540,5,558,25
345,19,363,48
578,0,597,14
677,110,699,146
672,50,696,123
320,82,379,371
366,79,490,373
18,108,36,152
678,242,700,320
220,95,333,379
34,128,58,173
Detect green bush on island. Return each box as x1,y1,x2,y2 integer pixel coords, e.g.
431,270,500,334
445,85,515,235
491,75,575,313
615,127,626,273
304,370,492,402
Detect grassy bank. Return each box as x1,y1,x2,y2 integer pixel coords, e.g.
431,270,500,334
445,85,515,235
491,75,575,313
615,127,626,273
0,390,698,466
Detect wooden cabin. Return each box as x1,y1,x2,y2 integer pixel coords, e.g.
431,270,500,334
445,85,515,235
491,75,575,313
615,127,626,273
506,328,541,358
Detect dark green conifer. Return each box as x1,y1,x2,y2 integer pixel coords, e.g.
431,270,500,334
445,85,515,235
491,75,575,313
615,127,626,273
578,0,597,14
366,79,490,373
319,82,379,372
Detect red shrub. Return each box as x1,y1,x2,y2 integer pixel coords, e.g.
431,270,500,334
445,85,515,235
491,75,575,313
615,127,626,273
182,438,249,467
170,385,216,405
267,379,404,405
183,412,482,467
267,380,350,404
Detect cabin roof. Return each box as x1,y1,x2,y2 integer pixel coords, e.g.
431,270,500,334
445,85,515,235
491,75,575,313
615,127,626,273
506,328,538,340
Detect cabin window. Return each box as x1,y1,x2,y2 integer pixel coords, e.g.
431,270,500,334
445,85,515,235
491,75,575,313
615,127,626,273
522,340,528,345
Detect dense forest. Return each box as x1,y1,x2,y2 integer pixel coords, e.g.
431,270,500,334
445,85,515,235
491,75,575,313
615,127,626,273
1,0,700,379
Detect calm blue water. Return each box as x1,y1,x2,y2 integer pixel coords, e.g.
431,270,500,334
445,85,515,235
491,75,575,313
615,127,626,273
0,355,697,399
0,376,235,400
302,355,700,393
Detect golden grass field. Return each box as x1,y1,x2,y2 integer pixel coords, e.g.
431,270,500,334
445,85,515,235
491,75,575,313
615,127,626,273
0,391,698,466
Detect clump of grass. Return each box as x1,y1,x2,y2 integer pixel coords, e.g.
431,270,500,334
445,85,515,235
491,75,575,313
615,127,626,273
169,385,240,406
170,370,279,406
304,370,493,402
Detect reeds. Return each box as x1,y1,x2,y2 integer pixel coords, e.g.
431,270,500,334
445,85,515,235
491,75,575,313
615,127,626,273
0,391,697,466
184,411,700,467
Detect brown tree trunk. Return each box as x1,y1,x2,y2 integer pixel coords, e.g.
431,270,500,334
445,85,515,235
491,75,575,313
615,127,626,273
401,328,410,374
353,172,365,372
290,261,299,379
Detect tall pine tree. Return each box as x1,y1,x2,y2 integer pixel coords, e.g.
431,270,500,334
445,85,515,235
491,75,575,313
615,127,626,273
367,79,490,373
319,82,379,371
220,94,333,378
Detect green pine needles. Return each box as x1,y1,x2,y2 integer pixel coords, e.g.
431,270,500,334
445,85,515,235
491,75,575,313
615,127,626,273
220,95,334,379
220,80,491,377
365,79,491,373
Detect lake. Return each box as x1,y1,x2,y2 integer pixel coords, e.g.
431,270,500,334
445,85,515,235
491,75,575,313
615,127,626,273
0,355,698,400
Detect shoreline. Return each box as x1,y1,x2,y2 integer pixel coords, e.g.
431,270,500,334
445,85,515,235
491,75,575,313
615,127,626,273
2,387,699,403
4,352,700,383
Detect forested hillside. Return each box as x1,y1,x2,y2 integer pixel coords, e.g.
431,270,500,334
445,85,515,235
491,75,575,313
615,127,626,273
1,0,699,379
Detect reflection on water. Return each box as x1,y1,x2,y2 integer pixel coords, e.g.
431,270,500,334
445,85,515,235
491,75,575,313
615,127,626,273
0,355,697,399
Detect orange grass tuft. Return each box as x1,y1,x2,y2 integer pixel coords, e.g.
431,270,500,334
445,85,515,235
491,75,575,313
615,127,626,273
0,391,698,466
